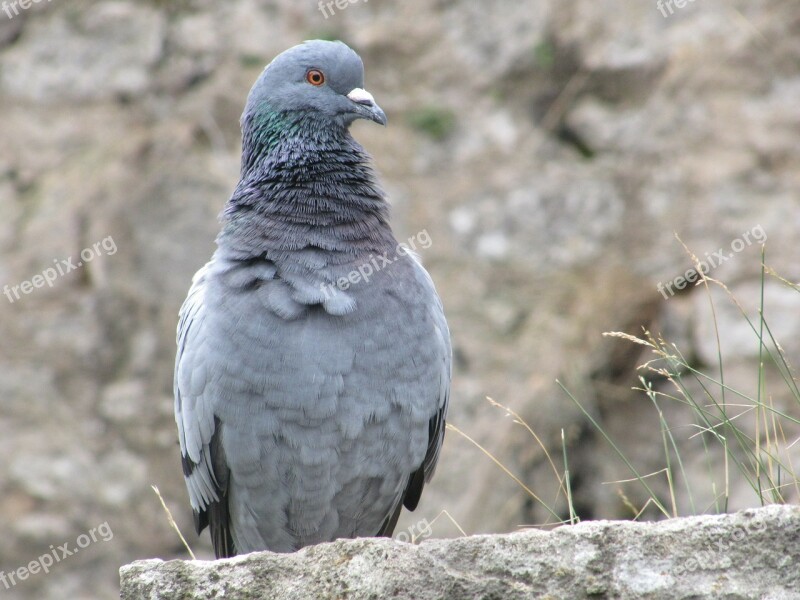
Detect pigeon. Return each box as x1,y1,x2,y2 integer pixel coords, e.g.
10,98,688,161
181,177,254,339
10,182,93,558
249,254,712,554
174,40,451,558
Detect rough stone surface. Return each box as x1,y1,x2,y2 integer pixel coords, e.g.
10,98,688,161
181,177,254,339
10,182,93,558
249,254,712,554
120,505,800,600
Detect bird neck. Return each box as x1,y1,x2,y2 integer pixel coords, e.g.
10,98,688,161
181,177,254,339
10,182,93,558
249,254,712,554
218,111,395,259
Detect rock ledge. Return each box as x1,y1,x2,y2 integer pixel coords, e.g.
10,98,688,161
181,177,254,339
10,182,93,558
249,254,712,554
120,505,800,599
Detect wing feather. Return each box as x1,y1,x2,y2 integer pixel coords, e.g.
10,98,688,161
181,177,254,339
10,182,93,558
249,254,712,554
174,263,235,557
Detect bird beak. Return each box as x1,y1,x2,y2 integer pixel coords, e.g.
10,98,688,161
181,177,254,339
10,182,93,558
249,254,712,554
347,88,387,126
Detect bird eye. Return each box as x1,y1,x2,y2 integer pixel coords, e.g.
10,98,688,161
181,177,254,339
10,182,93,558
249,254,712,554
306,69,325,86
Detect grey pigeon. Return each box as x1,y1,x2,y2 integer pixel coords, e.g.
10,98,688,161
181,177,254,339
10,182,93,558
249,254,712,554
174,40,451,557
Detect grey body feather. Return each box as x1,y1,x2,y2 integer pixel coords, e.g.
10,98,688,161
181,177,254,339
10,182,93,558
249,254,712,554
174,40,450,556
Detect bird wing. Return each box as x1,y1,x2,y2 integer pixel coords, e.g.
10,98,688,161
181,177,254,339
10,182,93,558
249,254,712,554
377,365,449,535
397,259,452,514
174,263,235,557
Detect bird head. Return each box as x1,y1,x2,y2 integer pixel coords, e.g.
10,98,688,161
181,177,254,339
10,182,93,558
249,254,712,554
242,40,387,135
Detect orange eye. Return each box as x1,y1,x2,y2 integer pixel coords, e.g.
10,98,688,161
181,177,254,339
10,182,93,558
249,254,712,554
306,69,325,86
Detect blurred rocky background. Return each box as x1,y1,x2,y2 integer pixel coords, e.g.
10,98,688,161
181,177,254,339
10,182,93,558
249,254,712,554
0,0,798,598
